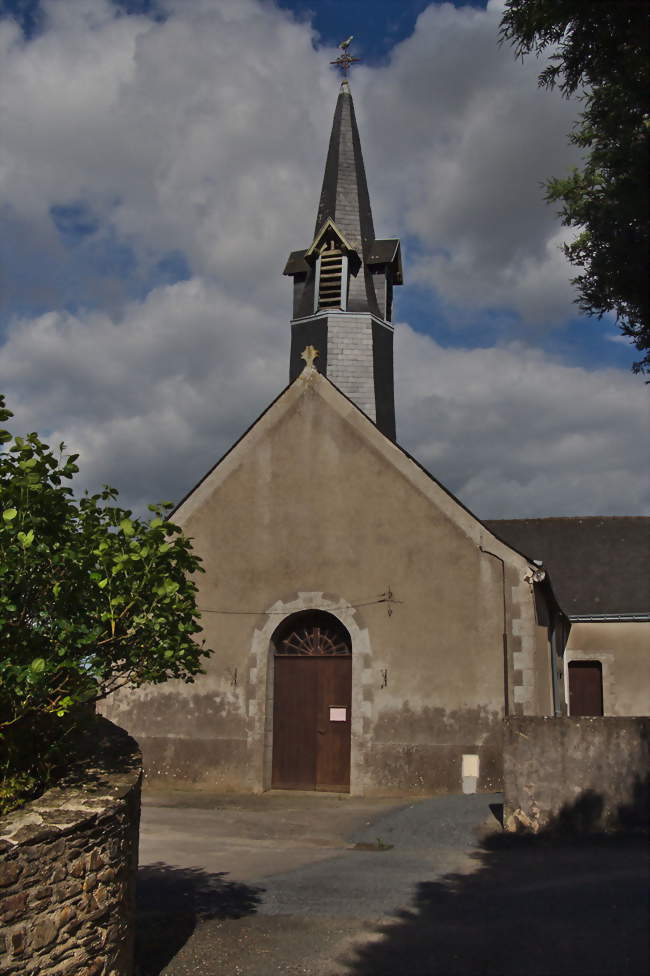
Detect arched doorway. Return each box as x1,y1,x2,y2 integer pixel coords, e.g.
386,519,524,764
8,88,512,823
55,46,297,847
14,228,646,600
271,610,352,792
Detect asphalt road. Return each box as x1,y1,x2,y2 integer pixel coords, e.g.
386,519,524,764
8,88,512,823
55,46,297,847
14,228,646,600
135,790,649,976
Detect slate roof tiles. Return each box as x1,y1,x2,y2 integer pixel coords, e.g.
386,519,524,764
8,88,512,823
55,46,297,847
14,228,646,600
485,516,650,617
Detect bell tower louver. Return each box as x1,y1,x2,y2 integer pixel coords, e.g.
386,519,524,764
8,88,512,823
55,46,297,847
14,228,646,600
283,78,403,439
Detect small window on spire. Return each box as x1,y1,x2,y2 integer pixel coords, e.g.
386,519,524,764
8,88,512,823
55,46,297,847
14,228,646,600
316,241,347,311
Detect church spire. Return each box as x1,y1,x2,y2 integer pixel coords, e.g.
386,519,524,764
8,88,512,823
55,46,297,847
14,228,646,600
283,59,403,440
314,79,375,253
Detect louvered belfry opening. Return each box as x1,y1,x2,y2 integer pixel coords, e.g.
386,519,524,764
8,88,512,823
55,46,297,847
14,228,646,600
318,242,343,309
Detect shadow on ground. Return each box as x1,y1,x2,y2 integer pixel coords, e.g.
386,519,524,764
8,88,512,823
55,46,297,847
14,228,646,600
135,862,263,975
345,829,649,975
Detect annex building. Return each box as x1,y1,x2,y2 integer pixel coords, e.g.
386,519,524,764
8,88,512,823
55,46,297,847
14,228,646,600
104,77,649,796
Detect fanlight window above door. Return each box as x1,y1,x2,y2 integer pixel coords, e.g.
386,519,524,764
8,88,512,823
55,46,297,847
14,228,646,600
272,610,352,656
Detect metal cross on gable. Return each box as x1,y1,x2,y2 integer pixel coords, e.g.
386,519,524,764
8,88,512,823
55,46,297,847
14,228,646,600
330,35,361,77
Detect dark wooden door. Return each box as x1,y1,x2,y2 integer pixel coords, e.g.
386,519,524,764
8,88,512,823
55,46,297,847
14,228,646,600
272,657,318,789
569,661,604,716
272,656,351,791
315,656,352,792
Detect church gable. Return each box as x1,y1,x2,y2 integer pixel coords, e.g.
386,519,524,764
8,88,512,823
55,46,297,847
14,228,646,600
175,367,524,575
174,368,544,696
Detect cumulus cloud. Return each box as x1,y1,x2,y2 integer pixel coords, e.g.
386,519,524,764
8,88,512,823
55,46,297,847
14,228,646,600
0,277,287,509
3,296,646,519
0,0,330,315
396,325,650,517
0,0,646,519
354,0,580,324
1,0,579,322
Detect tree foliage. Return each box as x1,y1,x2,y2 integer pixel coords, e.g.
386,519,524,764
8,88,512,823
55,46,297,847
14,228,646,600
0,395,209,811
500,0,649,373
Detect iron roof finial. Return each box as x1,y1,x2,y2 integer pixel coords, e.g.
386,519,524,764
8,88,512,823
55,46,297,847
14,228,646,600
301,345,319,371
330,35,361,78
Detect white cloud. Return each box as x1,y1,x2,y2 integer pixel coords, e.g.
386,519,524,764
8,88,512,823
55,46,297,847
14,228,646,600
0,0,646,519
355,0,580,324
0,276,287,508
0,0,579,320
0,0,332,311
3,295,646,519
396,324,650,517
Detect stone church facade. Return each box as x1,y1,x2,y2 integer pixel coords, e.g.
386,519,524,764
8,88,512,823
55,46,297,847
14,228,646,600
103,79,648,795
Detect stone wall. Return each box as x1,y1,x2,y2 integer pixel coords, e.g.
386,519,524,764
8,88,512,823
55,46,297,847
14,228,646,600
503,715,649,833
0,718,141,976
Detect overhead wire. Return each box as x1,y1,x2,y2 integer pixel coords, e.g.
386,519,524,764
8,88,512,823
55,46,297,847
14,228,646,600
197,591,401,616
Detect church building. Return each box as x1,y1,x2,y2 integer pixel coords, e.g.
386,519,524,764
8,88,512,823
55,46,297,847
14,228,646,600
104,75,648,795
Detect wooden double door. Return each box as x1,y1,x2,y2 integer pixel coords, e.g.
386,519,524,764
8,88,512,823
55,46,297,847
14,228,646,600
272,654,352,792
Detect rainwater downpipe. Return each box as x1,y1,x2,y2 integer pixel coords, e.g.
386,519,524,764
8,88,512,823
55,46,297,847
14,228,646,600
479,544,509,717
549,619,564,717
551,617,567,718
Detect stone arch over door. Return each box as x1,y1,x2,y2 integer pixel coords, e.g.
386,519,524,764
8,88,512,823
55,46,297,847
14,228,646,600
271,610,352,791
246,592,374,794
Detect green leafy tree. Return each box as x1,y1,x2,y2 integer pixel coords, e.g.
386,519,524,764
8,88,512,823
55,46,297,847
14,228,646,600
0,395,210,811
500,0,649,373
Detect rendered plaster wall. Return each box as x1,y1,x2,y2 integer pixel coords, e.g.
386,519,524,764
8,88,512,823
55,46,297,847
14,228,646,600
104,375,548,795
503,716,649,832
565,622,650,716
0,719,141,976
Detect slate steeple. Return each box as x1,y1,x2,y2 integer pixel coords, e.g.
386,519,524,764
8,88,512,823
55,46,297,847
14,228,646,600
284,78,403,439
315,78,375,255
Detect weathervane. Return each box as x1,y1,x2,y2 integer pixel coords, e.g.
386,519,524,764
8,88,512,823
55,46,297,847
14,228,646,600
330,35,360,77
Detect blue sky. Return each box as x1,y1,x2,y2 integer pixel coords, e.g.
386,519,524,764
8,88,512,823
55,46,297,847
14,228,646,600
0,0,647,517
279,0,446,62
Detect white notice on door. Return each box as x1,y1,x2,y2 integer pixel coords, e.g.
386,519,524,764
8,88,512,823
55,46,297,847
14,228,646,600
329,707,346,722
